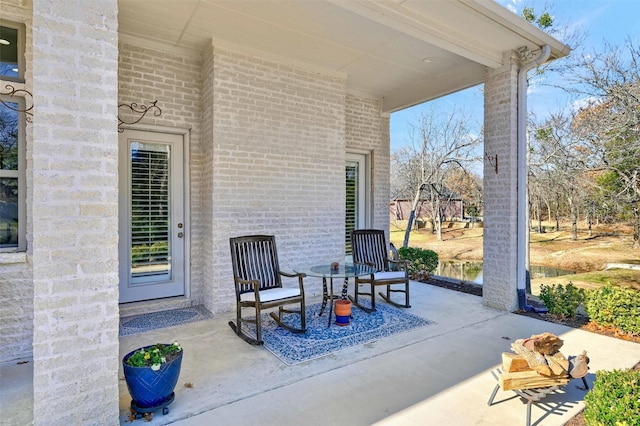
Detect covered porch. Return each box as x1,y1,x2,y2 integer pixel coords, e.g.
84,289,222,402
0,1,583,423
3,282,639,425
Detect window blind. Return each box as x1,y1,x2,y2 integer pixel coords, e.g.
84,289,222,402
345,163,358,255
130,144,171,277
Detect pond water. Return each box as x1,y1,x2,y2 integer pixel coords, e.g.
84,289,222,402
434,260,575,285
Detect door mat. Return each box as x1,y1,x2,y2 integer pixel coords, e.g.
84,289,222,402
120,305,213,336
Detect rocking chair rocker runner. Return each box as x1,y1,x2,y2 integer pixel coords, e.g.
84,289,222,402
229,235,306,345
350,229,411,311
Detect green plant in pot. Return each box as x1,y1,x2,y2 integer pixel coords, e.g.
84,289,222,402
122,341,183,417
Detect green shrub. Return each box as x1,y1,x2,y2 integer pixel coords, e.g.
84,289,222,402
130,244,148,266
397,246,438,276
583,368,640,425
584,284,640,336
538,282,585,318
131,242,169,266
150,241,169,257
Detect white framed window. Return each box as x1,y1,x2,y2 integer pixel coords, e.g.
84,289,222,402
346,152,369,254
0,20,27,252
0,21,26,82
0,95,26,251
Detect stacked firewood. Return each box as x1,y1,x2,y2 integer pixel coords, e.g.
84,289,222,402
499,332,589,391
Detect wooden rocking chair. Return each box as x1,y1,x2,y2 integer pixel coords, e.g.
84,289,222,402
228,235,306,345
350,229,411,311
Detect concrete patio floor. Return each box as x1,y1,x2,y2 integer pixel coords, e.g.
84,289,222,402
2,281,639,425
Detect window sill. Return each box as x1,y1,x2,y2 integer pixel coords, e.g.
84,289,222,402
0,252,28,265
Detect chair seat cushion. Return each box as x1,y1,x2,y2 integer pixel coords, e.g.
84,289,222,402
240,287,301,303
372,271,406,280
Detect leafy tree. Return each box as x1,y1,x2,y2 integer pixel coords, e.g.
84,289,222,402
521,7,553,30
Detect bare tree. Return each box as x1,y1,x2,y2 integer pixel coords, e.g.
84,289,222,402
393,107,481,246
566,38,640,247
530,110,595,240
444,168,483,219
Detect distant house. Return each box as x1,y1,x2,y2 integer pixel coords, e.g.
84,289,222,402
390,198,464,223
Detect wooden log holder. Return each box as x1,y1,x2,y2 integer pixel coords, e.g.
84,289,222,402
488,341,590,426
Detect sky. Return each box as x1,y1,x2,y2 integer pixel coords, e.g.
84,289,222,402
389,0,640,172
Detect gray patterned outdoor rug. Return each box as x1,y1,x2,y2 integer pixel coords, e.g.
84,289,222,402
120,305,213,336
242,302,435,365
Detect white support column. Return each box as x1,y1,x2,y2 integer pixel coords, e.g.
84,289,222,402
482,52,520,312
31,0,120,423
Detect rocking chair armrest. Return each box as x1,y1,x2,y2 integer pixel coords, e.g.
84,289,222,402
278,270,306,291
278,270,301,278
234,277,260,287
389,258,409,270
234,277,262,301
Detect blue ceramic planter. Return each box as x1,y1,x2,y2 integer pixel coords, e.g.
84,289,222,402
122,344,183,410
335,314,350,326
334,299,351,326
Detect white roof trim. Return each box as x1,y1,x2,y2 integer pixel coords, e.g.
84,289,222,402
328,0,504,68
460,0,572,58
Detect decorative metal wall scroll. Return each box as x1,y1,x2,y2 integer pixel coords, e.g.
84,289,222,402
0,88,163,131
118,100,162,132
0,84,34,122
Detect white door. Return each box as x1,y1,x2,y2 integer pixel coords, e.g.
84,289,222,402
119,129,185,303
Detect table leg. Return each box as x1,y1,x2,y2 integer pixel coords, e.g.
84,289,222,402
319,277,329,317
320,276,350,327
327,277,334,327
341,277,349,299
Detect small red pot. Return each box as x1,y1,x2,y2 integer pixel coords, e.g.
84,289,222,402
335,299,352,326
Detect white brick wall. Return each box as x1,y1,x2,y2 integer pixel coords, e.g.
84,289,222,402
208,47,349,310
483,56,520,312
118,43,202,131
345,94,390,232
117,43,391,316
196,45,214,310
31,1,120,424
0,261,33,360
118,41,204,309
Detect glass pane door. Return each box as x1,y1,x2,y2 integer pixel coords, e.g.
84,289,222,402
130,142,171,282
119,130,185,303
346,153,367,255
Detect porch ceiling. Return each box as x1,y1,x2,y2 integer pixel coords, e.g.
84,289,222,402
117,0,570,113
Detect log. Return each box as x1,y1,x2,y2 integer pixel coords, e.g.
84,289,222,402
499,370,569,391
545,352,569,376
511,339,570,377
523,332,563,355
511,340,548,373
501,353,531,373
